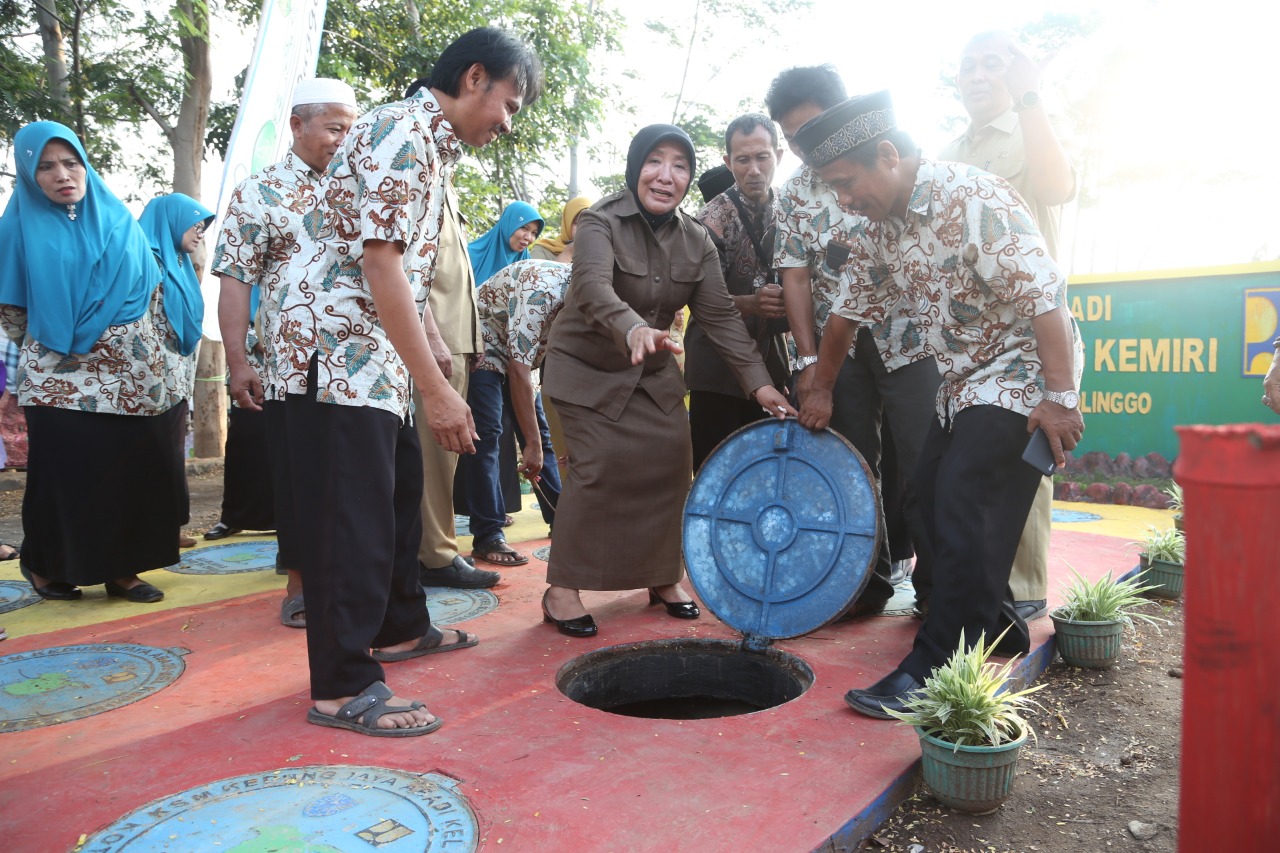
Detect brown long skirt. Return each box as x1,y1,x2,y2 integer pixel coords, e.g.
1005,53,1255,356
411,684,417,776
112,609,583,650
547,390,691,590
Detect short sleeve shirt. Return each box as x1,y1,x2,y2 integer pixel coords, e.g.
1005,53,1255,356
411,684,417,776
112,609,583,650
154,283,198,408
0,292,167,415
210,151,324,399
833,159,1069,419
274,88,461,419
773,166,913,369
475,259,572,375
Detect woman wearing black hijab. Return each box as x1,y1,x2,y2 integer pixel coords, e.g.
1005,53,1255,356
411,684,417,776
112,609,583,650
539,124,795,636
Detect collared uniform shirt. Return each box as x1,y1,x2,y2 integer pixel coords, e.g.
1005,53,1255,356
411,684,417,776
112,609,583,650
939,108,1072,261
475,259,572,375
833,159,1079,420
691,188,789,396
0,291,167,415
773,165,914,369
275,88,460,419
211,150,324,400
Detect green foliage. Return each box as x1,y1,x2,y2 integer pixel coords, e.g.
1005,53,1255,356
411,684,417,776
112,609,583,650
885,630,1044,750
1053,568,1167,627
1162,482,1184,515
1134,525,1185,565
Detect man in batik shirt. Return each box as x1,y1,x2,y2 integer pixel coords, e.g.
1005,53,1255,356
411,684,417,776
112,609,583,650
212,77,359,629
940,30,1079,623
458,258,569,559
688,113,790,471
768,66,940,615
273,28,542,737
793,92,1084,718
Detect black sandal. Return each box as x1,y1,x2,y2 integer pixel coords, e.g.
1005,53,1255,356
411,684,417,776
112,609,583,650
306,681,443,738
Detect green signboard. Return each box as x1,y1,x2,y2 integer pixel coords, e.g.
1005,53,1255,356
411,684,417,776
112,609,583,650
1068,262,1280,461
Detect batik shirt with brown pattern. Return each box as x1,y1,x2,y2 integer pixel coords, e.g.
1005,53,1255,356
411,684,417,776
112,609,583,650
211,150,323,401
274,89,460,419
833,159,1075,420
475,259,572,375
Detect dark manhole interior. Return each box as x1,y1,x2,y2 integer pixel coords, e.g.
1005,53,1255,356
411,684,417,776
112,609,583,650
556,638,815,720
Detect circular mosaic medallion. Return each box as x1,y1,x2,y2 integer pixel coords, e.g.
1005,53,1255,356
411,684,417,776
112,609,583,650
0,579,40,615
0,643,188,733
532,546,551,562
423,588,498,625
79,766,477,852
1052,509,1103,523
171,540,279,574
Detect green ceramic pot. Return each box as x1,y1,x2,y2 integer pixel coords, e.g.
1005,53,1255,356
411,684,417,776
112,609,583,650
1050,611,1125,669
1141,556,1185,599
916,725,1027,815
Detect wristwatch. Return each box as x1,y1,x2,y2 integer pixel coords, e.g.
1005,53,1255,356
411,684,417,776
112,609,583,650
793,355,819,371
1042,388,1079,409
1013,90,1041,112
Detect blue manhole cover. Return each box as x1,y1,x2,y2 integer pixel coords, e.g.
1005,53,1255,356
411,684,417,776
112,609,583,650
423,588,498,625
171,540,279,574
0,580,40,614
532,546,551,562
454,515,471,535
79,766,477,852
1052,509,1103,523
0,643,188,732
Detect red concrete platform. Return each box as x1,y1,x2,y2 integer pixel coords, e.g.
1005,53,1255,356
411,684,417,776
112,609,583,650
0,524,1141,852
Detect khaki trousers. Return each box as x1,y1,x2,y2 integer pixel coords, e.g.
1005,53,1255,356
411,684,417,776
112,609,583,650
414,354,471,567
1009,476,1052,600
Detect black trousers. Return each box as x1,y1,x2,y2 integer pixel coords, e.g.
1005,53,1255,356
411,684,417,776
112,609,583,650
829,328,941,605
169,400,191,525
689,389,770,472
284,379,432,700
219,404,275,530
899,405,1042,682
264,400,301,572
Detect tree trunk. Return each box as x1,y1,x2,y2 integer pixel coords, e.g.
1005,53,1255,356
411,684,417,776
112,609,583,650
568,142,579,198
192,338,227,457
34,0,70,114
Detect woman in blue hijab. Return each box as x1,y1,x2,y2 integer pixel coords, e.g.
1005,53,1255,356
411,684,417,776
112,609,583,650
0,121,182,604
139,192,215,549
467,201,544,287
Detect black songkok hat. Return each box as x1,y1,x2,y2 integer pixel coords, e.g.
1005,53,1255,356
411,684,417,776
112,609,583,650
696,164,735,204
793,90,896,168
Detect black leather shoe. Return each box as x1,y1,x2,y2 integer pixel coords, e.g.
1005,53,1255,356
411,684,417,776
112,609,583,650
104,580,165,603
542,593,597,637
203,522,242,541
648,589,700,619
420,555,500,589
844,668,925,720
912,598,929,620
20,564,82,601
888,559,912,586
1013,599,1048,621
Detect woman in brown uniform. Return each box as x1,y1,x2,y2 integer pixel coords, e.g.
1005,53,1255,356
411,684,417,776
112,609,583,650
540,124,795,637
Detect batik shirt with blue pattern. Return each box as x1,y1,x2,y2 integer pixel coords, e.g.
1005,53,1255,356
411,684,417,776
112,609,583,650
275,88,460,418
832,159,1078,419
475,259,572,375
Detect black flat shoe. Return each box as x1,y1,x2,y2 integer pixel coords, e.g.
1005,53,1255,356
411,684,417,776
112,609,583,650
648,589,700,619
844,668,925,720
104,580,165,603
20,564,82,601
203,522,242,541
541,593,597,637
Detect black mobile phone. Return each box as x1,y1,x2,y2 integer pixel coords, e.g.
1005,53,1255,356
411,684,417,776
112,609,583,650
1022,427,1058,477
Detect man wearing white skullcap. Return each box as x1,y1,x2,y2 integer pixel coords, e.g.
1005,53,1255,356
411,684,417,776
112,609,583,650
208,77,359,630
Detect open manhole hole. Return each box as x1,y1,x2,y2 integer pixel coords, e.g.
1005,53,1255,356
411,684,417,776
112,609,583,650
556,638,814,720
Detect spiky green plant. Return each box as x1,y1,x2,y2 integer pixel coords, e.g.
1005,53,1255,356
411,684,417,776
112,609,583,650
1053,569,1168,628
1162,482,1184,514
884,630,1043,750
1134,525,1185,565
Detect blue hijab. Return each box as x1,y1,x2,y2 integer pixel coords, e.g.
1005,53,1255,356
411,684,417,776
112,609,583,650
467,201,544,287
0,121,159,356
138,193,214,356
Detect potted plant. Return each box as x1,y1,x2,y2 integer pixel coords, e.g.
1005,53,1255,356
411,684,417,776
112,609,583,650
885,631,1043,815
1163,482,1184,531
1050,570,1166,669
1136,525,1186,599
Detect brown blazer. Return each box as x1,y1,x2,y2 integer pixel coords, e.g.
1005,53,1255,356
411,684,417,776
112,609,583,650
544,191,771,420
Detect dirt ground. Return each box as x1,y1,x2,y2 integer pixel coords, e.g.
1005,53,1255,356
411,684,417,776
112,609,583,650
1,469,1184,852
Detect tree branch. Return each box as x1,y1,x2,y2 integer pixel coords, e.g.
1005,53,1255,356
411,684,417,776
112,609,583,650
128,81,176,142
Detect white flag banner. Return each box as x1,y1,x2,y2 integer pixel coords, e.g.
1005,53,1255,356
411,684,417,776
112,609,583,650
201,0,328,340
